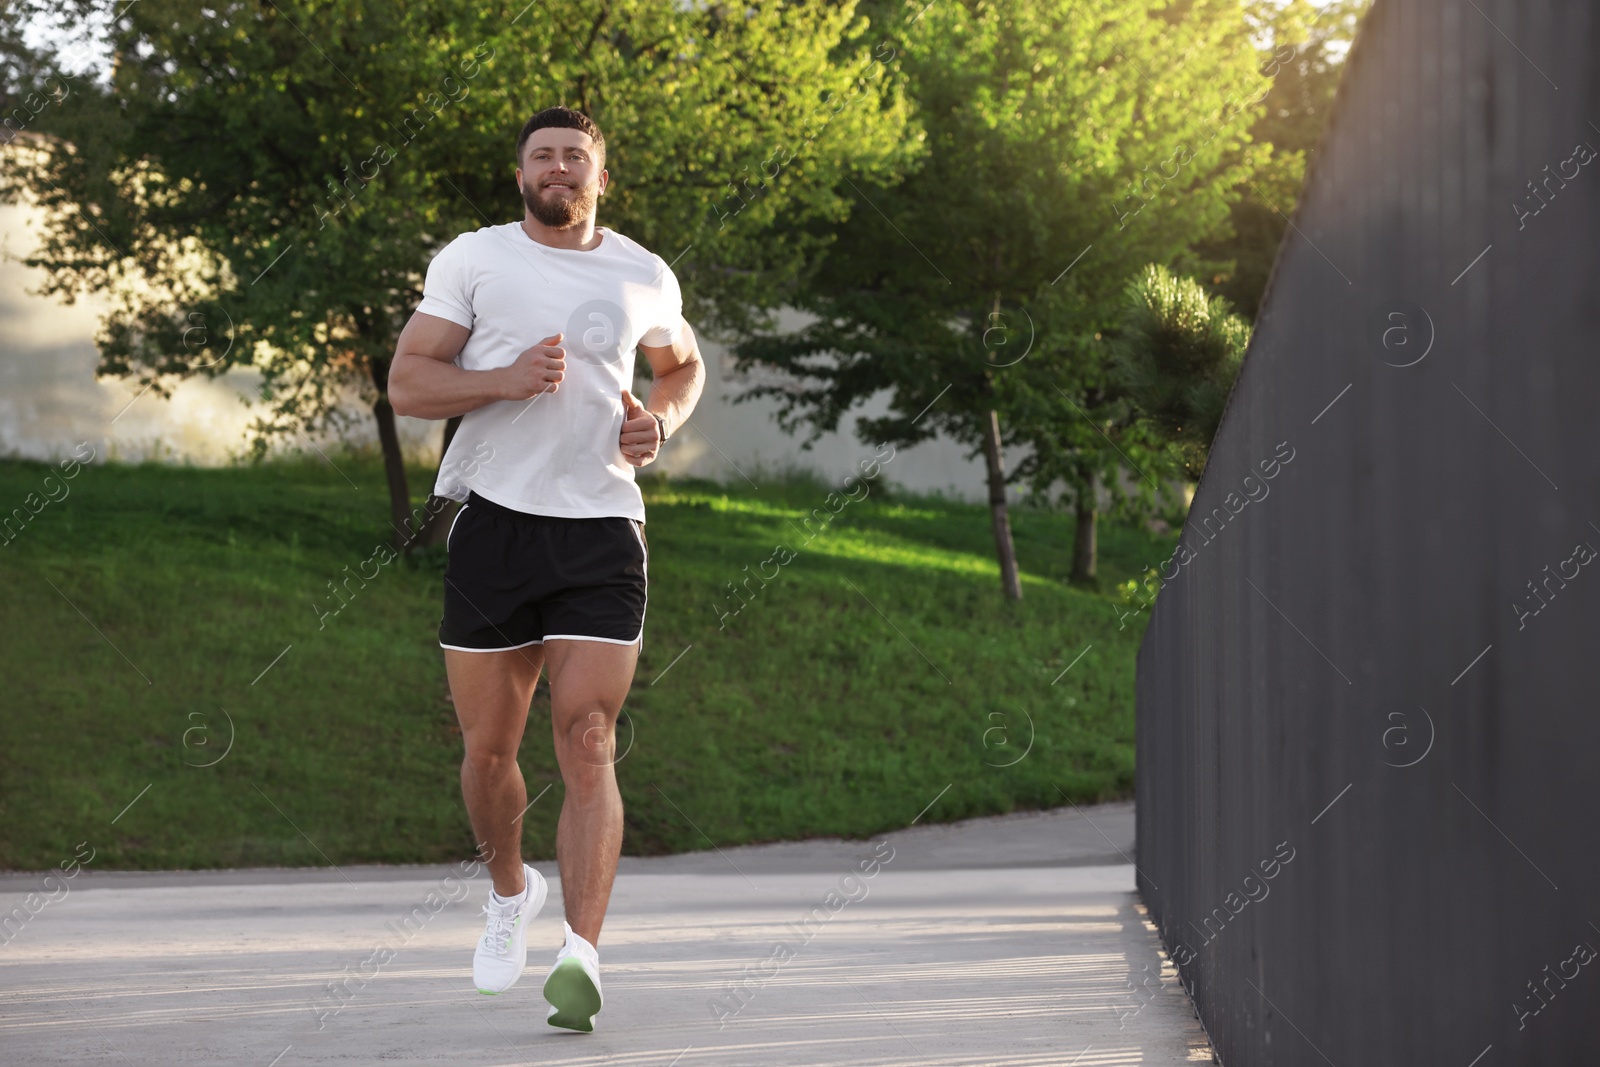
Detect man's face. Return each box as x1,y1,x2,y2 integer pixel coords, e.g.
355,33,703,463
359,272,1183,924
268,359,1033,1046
517,129,606,228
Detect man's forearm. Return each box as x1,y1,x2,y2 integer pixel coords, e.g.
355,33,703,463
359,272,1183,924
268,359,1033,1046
644,357,705,439
389,354,511,420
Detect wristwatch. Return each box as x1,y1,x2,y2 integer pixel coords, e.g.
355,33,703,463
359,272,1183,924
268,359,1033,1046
651,411,669,443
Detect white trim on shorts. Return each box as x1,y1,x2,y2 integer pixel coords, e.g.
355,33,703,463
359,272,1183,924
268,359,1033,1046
543,628,643,646
446,501,469,548
632,517,648,650
439,636,545,653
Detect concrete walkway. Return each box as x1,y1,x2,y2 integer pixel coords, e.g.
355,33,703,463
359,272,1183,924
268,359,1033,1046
0,802,1214,1065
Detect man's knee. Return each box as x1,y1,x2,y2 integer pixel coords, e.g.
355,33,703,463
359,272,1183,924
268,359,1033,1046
463,744,518,778
555,702,616,763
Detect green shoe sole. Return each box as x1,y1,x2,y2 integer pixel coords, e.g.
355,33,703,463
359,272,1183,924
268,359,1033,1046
543,957,602,1032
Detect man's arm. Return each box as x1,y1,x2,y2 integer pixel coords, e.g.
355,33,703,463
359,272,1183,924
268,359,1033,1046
620,319,706,465
388,311,569,420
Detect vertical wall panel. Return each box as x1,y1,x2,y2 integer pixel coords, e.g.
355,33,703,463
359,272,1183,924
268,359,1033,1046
1135,1,1600,1063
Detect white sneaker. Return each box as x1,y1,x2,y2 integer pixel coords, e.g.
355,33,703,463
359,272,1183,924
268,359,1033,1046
542,921,603,1032
472,863,547,994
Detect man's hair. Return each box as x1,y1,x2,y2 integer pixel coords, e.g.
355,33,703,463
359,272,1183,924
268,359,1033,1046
516,107,606,169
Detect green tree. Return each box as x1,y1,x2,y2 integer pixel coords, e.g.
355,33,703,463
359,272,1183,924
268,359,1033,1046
730,0,1273,597
1003,315,1176,586
1199,0,1372,319
1107,263,1251,479
0,0,919,546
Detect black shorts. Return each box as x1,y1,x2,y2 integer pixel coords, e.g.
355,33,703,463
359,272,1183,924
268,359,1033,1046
438,491,649,653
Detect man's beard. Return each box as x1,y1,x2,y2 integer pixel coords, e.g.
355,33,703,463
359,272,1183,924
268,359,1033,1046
522,178,598,228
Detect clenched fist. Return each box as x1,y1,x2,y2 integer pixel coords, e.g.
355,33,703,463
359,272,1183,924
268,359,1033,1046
500,332,567,400
619,388,661,467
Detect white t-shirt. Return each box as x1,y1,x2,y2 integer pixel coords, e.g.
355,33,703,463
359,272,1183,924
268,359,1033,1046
417,221,685,522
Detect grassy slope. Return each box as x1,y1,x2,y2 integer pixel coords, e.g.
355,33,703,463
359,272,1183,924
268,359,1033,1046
0,455,1175,870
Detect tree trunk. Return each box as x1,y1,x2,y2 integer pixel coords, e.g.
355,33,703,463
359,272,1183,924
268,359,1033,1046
369,356,413,551
413,415,464,547
1071,473,1098,584
980,407,1023,601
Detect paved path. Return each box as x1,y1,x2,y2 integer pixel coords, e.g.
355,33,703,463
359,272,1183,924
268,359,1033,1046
0,802,1214,1065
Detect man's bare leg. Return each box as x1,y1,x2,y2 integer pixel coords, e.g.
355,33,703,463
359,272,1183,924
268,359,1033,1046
445,645,546,897
543,637,639,946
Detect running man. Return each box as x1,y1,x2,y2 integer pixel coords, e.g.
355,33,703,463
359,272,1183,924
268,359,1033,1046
388,106,705,1033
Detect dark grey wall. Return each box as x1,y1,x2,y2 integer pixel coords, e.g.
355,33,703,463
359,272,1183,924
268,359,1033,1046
1135,1,1600,1064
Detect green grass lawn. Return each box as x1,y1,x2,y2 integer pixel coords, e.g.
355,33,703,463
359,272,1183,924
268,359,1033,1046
0,453,1176,871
